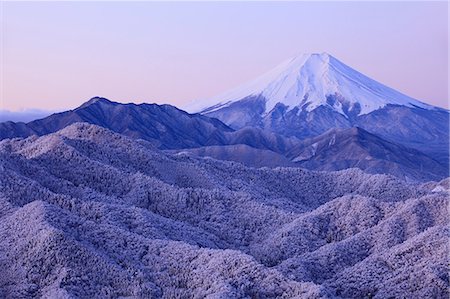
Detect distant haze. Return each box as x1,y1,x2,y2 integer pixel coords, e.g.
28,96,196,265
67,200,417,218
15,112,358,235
0,109,54,122
1,1,448,113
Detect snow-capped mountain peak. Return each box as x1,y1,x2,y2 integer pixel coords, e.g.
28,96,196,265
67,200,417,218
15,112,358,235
191,52,433,116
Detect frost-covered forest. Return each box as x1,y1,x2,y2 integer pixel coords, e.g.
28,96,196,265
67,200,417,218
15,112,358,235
0,123,448,298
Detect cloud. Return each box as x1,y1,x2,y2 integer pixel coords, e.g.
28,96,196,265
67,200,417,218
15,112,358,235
0,109,54,122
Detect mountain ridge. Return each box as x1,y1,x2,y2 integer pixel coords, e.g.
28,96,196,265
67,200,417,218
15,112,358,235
286,126,447,182
0,97,447,182
196,53,448,166
1,122,447,298
191,53,437,117
0,97,234,149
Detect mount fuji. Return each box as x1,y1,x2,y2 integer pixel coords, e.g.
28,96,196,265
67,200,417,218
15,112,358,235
192,53,449,165
192,53,433,116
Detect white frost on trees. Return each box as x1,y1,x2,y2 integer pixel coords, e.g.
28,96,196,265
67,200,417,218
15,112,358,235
0,123,447,298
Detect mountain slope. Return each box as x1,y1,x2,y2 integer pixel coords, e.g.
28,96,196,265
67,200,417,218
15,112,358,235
195,53,449,165
169,144,295,168
0,97,305,153
286,127,447,182
1,97,446,181
192,53,434,117
0,97,233,149
171,127,447,182
356,104,450,165
0,123,447,298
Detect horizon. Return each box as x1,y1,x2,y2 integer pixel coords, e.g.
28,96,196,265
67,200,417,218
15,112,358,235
1,1,448,117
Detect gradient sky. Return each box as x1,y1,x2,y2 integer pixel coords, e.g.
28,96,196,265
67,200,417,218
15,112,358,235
1,1,448,113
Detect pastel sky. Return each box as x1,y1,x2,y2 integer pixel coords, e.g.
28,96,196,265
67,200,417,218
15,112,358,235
1,1,448,113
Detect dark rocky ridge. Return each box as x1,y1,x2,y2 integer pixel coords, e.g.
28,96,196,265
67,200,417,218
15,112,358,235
204,97,449,166
1,97,447,182
0,97,233,149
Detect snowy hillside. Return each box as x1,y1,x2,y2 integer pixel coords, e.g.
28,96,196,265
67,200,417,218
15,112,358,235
0,123,448,298
191,53,434,116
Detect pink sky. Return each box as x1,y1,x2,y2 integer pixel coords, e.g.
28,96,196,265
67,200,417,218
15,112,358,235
1,1,448,112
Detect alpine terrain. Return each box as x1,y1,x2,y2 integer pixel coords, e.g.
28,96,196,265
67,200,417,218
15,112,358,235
0,94,447,181
0,123,448,298
193,53,449,166
0,52,448,298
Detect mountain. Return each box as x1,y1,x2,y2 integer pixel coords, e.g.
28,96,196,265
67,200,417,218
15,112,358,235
176,127,447,182
0,97,306,152
1,97,447,181
286,127,447,182
0,97,234,149
0,123,447,298
194,53,449,165
192,53,433,116
169,144,296,168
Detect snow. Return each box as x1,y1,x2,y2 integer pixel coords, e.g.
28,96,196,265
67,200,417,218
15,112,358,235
0,123,447,298
189,53,434,116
